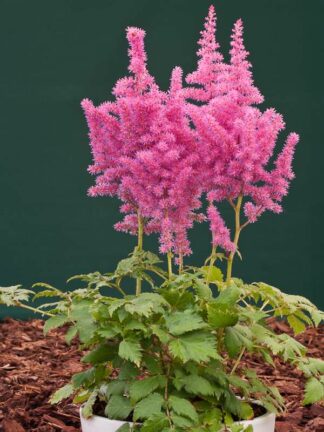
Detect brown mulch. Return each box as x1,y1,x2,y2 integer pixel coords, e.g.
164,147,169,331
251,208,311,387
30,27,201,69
0,318,323,432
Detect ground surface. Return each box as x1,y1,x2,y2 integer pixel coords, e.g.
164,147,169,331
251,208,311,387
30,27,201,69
0,318,323,432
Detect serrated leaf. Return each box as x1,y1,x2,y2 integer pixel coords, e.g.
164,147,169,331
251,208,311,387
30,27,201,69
165,310,207,336
105,395,132,420
287,315,306,335
141,414,169,432
106,380,127,397
50,383,74,404
129,375,165,402
169,331,218,363
169,396,198,422
238,402,254,420
214,285,240,306
65,325,78,345
73,389,92,404
116,424,131,432
43,315,68,335
124,320,147,332
207,303,238,329
304,377,324,405
201,266,223,283
183,375,216,396
171,414,193,428
224,327,243,358
151,325,170,343
193,277,213,299
72,368,95,388
118,362,139,380
97,325,120,339
119,339,142,366
33,290,61,300
82,344,116,364
133,392,164,420
81,391,98,418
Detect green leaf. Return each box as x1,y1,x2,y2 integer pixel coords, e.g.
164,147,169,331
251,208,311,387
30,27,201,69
169,396,198,422
119,339,142,366
116,425,131,432
214,285,240,306
133,393,164,420
238,402,254,420
201,266,223,283
105,395,133,420
183,375,216,396
82,344,117,364
118,362,139,380
129,376,165,402
151,325,170,344
141,414,169,432
193,277,213,299
82,391,98,418
43,315,68,334
98,327,120,339
171,414,193,428
73,389,92,404
72,368,95,388
304,377,324,405
0,285,33,306
106,380,127,397
287,315,306,335
124,320,147,332
49,383,74,404
165,310,207,336
65,325,78,345
224,327,243,358
207,303,238,329
70,301,97,344
169,331,218,363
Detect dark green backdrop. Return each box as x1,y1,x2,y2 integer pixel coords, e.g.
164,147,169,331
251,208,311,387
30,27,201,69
1,0,323,318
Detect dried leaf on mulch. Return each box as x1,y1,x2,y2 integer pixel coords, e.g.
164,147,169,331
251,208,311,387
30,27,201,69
0,317,323,431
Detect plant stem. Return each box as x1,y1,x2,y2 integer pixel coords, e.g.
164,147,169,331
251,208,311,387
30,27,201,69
230,346,246,375
206,245,217,283
14,302,54,317
167,252,173,280
226,194,243,285
178,253,183,274
136,211,144,296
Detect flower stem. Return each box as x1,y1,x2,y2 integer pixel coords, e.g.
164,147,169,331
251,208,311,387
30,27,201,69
167,252,173,280
206,245,217,283
135,211,144,296
178,253,183,274
14,302,54,317
226,194,243,285
230,346,246,375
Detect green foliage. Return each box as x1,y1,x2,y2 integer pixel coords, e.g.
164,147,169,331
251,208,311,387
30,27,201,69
0,285,33,306
3,249,323,431
106,395,133,420
304,377,324,405
49,383,74,404
133,393,164,420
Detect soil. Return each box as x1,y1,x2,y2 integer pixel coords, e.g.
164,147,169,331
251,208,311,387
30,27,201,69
0,317,323,432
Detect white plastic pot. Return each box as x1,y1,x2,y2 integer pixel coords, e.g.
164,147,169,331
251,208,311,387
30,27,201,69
235,410,276,431
80,408,275,432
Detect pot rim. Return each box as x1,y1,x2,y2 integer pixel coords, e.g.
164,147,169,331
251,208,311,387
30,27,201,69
80,404,276,426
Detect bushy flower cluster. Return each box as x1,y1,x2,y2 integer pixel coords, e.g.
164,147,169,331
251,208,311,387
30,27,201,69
82,28,203,257
82,5,298,259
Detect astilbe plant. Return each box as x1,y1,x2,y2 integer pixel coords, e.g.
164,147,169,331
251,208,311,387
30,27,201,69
1,5,324,432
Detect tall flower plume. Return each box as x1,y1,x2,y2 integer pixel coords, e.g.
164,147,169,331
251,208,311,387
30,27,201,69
82,6,299,260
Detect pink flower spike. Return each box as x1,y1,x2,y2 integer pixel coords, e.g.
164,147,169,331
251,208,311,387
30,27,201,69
207,205,235,253
228,19,264,106
275,132,299,180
